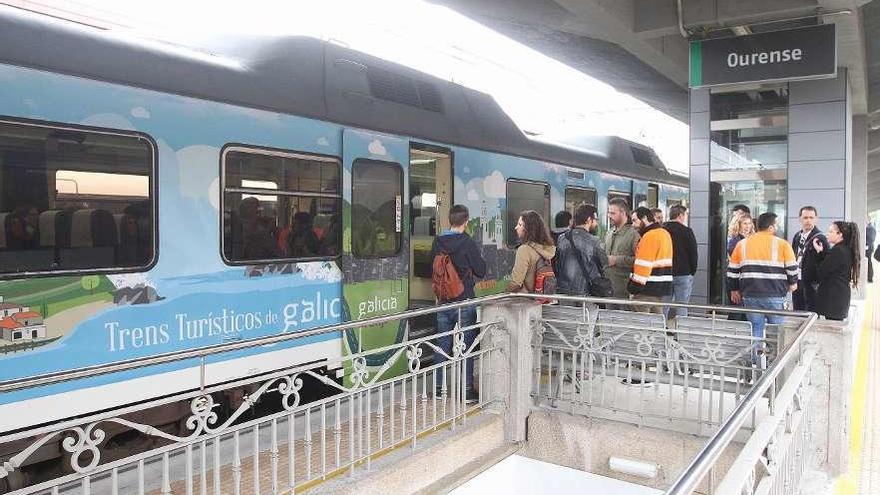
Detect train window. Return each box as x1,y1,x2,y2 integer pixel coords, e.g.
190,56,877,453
0,120,155,276
564,186,597,214
351,160,403,258
506,179,550,248
647,184,659,208
222,147,341,263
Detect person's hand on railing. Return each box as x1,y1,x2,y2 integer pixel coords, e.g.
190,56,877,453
730,290,741,305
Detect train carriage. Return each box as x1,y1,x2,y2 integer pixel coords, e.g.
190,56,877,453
0,4,687,443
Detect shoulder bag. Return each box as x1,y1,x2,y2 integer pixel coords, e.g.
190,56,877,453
565,231,613,298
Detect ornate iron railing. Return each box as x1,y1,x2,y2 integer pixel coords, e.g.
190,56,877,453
0,293,819,495
532,303,785,434
0,300,505,494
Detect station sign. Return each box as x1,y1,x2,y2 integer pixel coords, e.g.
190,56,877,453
689,24,836,88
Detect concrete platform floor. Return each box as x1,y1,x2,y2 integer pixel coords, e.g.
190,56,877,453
831,281,878,495
854,283,879,495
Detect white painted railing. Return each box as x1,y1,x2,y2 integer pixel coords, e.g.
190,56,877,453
0,294,818,495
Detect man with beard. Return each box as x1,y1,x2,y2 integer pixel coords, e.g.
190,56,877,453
555,203,608,302
628,206,674,314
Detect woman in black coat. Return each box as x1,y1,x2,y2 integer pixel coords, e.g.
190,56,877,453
812,221,861,321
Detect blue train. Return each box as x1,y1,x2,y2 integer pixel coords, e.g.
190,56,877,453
0,6,687,437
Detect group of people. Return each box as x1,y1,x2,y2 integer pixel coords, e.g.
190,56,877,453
234,197,340,260
505,199,699,313
429,201,868,401
725,205,861,326
427,200,700,401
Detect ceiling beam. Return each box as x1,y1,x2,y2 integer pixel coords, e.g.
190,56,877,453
633,0,820,38
869,130,880,155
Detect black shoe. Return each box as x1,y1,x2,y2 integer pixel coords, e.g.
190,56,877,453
465,389,479,404
621,378,654,387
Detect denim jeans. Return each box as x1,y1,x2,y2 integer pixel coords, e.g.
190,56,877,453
435,305,477,393
664,275,694,318
742,296,785,362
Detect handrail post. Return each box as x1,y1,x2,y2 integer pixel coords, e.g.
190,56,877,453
482,300,542,443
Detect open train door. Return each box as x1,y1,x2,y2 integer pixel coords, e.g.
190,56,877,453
340,129,410,385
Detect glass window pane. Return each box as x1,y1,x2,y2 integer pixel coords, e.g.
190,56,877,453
708,84,789,304
647,184,659,208
352,160,402,258
410,159,437,237
225,151,339,194
564,187,597,215
506,180,550,247
0,121,154,274
222,148,341,263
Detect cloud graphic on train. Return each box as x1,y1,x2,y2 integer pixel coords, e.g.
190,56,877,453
467,190,481,202
208,177,220,211
483,171,506,198
368,139,387,156
130,107,151,119
463,177,483,202
177,145,220,200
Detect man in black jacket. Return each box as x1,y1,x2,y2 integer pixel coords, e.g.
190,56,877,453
791,206,829,311
664,205,698,318
430,205,486,403
555,203,608,300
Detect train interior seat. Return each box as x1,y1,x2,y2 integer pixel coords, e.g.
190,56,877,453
60,209,116,269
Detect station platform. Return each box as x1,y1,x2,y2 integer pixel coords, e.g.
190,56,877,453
847,283,879,495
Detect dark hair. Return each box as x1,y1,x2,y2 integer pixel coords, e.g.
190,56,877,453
799,206,818,217
573,203,598,226
448,204,469,228
633,206,653,224
554,210,572,229
518,210,554,246
651,208,663,216
833,221,861,287
669,204,688,220
756,212,777,231
733,204,751,215
608,197,631,215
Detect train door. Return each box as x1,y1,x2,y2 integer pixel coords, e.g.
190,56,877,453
341,130,409,382
408,144,453,339
408,144,452,309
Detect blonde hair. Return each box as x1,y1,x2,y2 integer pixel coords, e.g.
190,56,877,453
728,212,753,238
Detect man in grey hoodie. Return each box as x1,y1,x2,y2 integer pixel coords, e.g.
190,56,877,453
603,197,640,300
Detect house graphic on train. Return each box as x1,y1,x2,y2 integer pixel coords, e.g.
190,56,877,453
0,297,47,342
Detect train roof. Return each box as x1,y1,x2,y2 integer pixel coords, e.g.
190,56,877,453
0,7,687,188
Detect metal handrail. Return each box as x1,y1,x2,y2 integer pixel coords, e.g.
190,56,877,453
0,292,812,394
664,309,818,494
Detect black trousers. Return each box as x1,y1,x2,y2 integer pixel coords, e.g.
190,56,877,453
792,281,818,311
868,248,874,282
